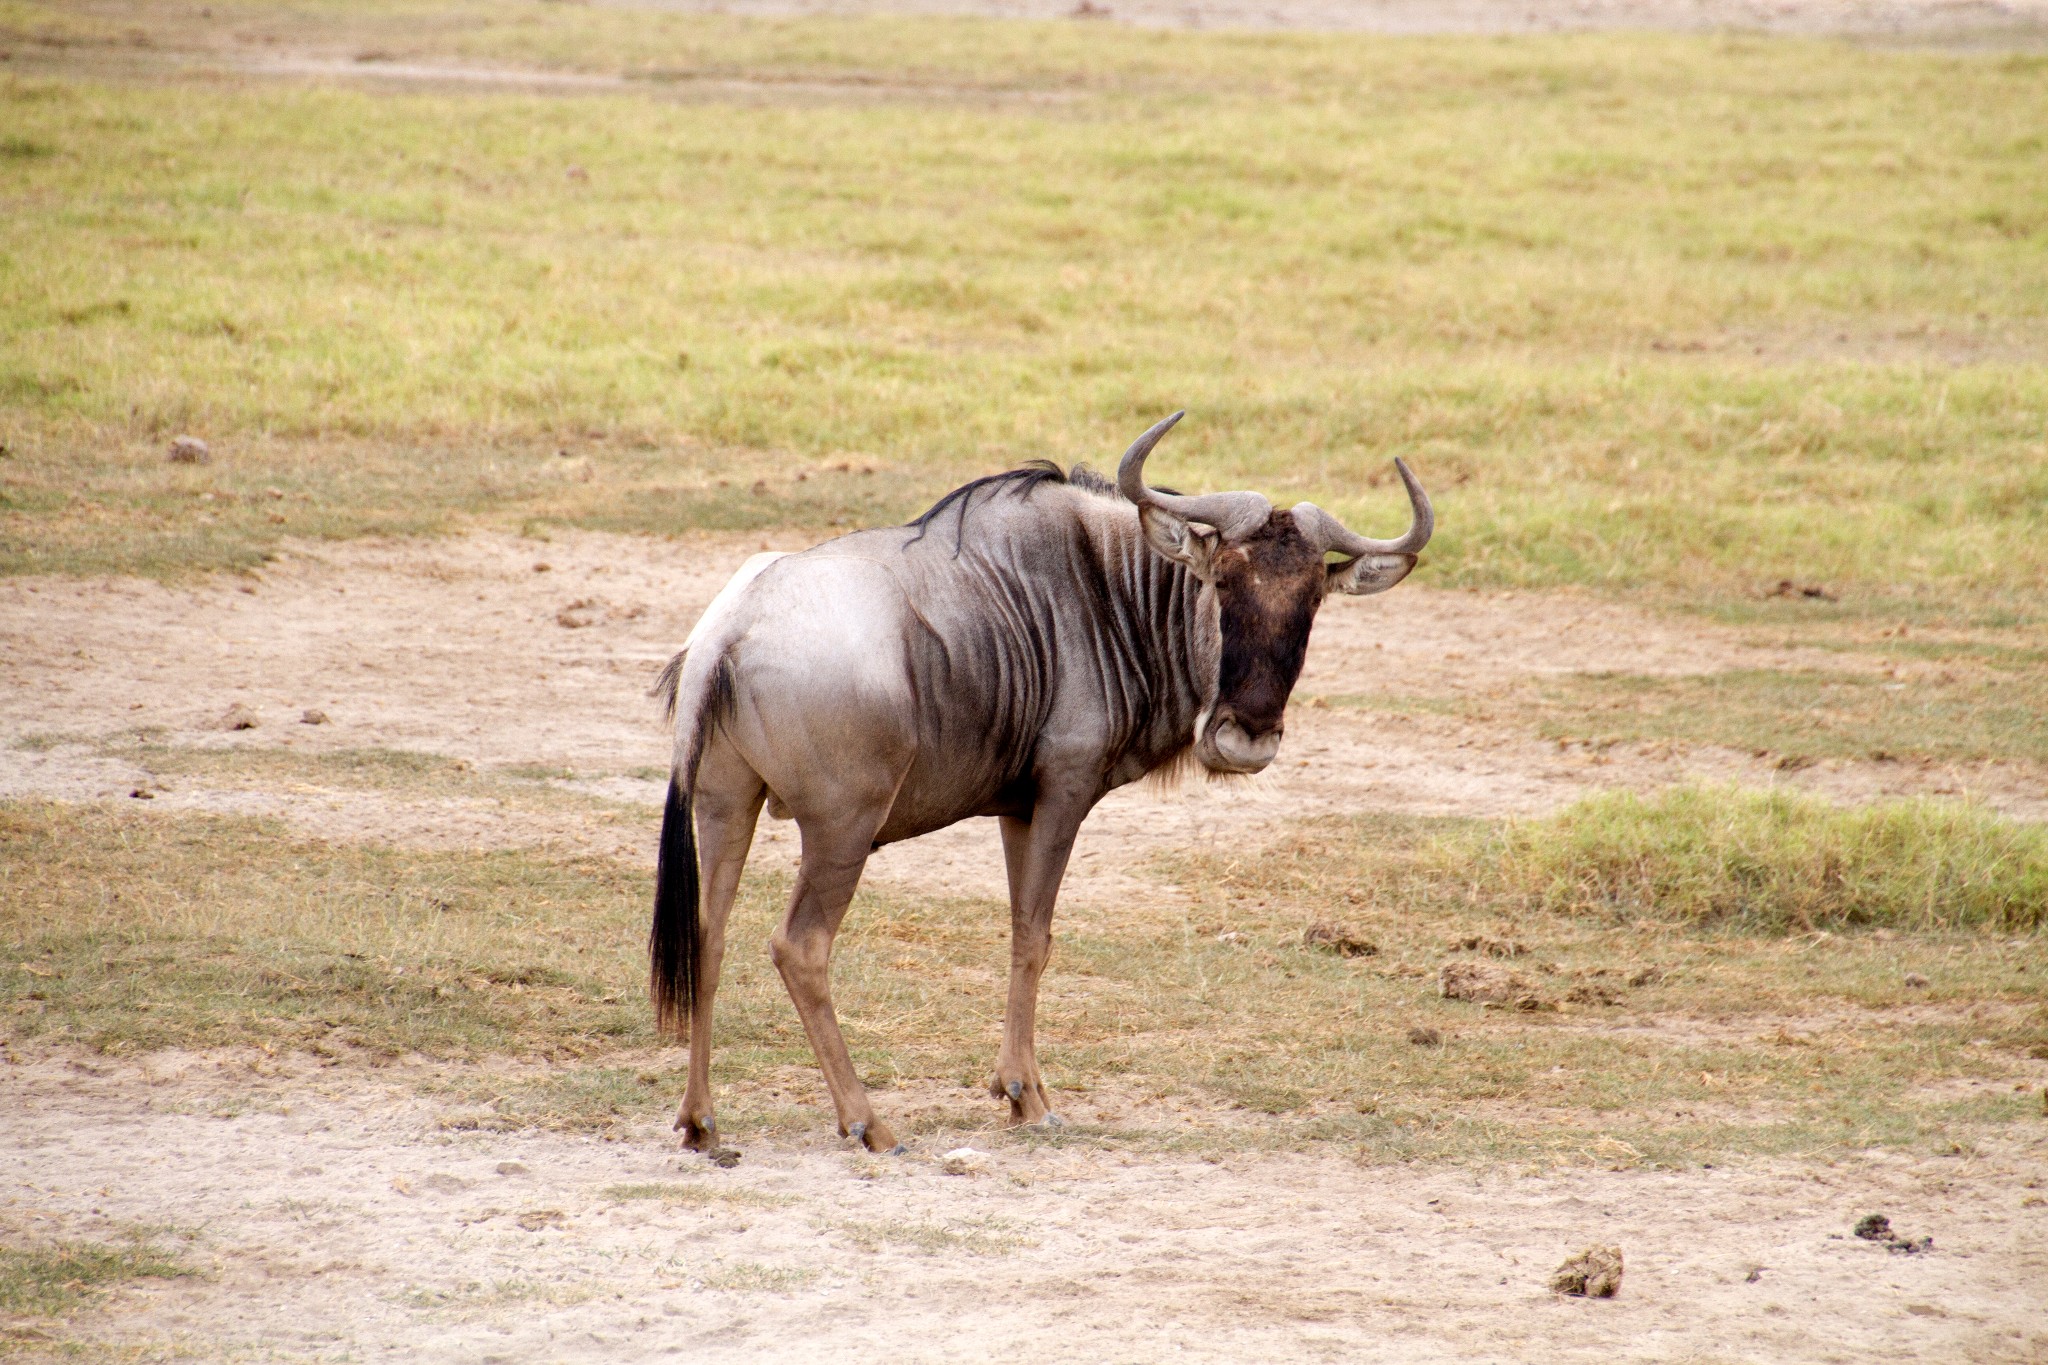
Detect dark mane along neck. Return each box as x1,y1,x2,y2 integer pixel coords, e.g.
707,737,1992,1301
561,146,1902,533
1093,504,1207,782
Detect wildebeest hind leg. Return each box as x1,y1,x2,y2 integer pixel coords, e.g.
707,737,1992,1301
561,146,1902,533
772,816,900,1153
991,801,1086,1128
675,744,765,1152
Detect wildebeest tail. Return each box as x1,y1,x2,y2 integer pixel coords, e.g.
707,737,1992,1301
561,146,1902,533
649,774,699,1039
649,652,734,1040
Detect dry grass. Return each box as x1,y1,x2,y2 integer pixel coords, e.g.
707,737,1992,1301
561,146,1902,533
5,797,2042,1166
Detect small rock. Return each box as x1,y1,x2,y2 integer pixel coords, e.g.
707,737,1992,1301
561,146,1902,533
1904,972,1930,989
494,1161,528,1177
299,708,328,725
1550,1245,1623,1297
216,703,259,731
1407,1026,1442,1047
940,1146,988,1176
167,435,210,464
1303,921,1378,958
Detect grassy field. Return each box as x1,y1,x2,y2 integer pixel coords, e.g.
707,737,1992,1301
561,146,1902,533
2,0,2045,627
5,792,2043,1163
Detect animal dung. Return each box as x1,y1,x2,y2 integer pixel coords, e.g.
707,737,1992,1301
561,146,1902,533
1448,933,1528,958
216,702,259,731
555,598,599,629
167,435,210,464
1854,1213,1933,1254
1302,921,1378,957
1406,1026,1442,1047
1438,961,1525,1004
939,1146,988,1176
1550,1245,1624,1298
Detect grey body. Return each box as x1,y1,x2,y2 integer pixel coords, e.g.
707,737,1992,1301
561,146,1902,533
722,487,1204,843
653,416,1431,1152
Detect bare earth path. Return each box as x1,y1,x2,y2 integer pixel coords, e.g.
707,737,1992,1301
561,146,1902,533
4,1053,2045,1364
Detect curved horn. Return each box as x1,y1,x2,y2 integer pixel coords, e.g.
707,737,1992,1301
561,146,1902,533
1291,459,1434,558
1117,411,1272,538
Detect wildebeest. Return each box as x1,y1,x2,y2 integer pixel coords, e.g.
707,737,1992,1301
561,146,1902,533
651,412,1431,1154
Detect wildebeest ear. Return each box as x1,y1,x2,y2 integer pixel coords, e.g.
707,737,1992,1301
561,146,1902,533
1138,505,1220,579
1326,552,1416,596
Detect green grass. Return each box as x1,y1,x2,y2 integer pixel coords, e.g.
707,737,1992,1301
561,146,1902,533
1492,787,2048,930
0,2,2043,621
0,1236,193,1322
5,797,2042,1165
1322,651,2048,767
1191,787,2047,933
1531,667,2048,766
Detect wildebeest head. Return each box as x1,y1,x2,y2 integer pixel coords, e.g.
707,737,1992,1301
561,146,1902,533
1118,411,1433,775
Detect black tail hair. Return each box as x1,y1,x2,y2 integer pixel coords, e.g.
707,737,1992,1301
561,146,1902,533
649,775,699,1039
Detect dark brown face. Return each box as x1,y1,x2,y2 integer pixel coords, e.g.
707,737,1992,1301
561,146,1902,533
1200,512,1326,773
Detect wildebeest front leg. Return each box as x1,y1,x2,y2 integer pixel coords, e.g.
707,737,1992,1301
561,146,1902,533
772,820,900,1153
675,745,764,1153
991,803,1085,1127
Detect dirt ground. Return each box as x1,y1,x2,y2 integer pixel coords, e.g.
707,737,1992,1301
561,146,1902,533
4,531,2046,1360
5,1052,2046,1364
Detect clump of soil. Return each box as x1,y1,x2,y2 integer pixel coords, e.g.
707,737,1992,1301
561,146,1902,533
1550,1245,1624,1297
1407,1026,1442,1047
1303,922,1378,957
216,703,259,731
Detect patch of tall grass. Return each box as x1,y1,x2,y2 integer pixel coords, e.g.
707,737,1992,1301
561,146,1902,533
1489,787,2047,932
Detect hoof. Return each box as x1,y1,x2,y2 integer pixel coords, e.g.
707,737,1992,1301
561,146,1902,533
847,1120,868,1145
888,1144,908,1157
675,1111,717,1150
1005,1080,1024,1103
1041,1113,1066,1131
